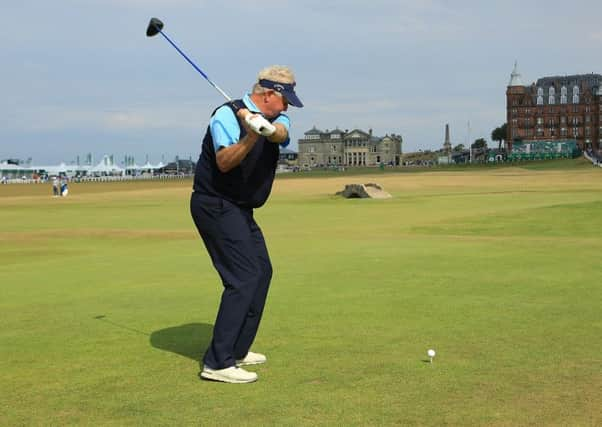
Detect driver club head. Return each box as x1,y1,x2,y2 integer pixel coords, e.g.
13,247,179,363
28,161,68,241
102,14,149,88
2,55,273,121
146,17,164,37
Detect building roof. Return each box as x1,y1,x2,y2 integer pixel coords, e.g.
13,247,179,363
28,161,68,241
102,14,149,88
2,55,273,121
304,126,323,135
300,126,404,145
536,73,602,90
535,73,602,95
344,129,371,138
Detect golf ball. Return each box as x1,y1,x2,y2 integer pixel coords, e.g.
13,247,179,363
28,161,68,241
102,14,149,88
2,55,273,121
427,349,436,357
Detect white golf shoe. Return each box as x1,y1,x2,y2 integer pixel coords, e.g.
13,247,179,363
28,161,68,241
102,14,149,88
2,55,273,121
200,365,258,383
236,351,267,366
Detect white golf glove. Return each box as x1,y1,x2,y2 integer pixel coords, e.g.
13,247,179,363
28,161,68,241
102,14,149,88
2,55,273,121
245,114,276,137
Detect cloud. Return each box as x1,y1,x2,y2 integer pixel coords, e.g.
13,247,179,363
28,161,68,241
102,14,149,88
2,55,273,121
103,111,151,130
3,0,602,163
294,0,467,44
313,99,401,114
590,31,602,41
5,104,210,133
94,0,202,5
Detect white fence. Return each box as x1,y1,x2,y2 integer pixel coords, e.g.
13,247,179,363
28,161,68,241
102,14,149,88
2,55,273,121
1,174,194,185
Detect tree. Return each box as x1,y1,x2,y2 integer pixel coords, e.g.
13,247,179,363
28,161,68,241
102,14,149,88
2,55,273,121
491,123,507,151
453,144,465,152
471,138,487,149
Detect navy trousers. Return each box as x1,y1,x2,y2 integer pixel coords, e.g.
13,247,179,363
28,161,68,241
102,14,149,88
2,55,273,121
190,192,273,369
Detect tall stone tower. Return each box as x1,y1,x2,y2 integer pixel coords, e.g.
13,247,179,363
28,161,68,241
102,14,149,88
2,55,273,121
443,124,452,154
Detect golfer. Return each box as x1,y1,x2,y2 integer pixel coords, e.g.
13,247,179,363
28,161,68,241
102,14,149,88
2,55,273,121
190,65,303,383
60,179,69,197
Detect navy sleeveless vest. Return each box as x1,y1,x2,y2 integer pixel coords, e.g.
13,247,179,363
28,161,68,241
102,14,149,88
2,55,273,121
193,101,280,208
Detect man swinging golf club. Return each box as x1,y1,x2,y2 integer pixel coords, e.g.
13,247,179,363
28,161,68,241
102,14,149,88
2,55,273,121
190,66,303,383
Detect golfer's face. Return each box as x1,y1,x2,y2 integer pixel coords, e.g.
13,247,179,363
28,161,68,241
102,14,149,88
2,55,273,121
263,90,288,118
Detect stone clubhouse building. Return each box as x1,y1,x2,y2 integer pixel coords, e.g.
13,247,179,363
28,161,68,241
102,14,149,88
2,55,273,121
297,127,403,168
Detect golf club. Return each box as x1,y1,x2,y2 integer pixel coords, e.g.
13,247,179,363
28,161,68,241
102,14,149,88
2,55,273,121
146,17,232,102
146,18,275,135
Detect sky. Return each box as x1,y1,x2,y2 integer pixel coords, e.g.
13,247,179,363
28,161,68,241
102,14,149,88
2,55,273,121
2,0,601,165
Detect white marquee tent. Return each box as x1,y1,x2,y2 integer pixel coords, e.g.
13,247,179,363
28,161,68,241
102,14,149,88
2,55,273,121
89,155,124,175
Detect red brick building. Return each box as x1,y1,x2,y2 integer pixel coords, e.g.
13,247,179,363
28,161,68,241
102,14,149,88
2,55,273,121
506,63,602,152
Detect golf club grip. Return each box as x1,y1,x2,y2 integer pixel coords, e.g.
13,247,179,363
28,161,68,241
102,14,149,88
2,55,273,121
231,101,265,131
228,100,245,112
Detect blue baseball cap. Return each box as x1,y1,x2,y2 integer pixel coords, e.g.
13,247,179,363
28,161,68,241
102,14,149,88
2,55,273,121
259,79,303,108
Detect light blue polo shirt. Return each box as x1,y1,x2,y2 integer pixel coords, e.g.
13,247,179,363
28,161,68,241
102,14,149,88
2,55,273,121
209,93,290,150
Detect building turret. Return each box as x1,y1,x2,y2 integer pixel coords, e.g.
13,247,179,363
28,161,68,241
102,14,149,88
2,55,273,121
508,61,523,86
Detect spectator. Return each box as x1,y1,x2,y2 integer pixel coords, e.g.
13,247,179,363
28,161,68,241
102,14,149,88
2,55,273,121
52,177,60,197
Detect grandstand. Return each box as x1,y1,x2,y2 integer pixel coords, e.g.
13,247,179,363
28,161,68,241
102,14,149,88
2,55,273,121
507,140,580,161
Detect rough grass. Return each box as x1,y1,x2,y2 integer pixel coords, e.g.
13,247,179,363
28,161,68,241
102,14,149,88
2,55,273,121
1,161,601,426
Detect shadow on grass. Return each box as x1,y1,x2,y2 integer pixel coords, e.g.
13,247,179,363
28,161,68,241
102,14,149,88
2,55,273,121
150,323,213,362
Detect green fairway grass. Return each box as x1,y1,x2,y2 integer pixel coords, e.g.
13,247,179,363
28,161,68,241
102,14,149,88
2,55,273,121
1,163,601,426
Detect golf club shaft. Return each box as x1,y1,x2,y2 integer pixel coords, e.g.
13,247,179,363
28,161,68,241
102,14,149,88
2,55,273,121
157,30,232,102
